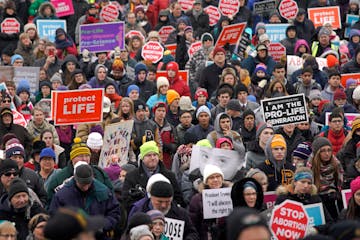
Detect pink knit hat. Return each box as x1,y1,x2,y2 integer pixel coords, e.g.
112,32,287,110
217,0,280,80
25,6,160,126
351,176,360,194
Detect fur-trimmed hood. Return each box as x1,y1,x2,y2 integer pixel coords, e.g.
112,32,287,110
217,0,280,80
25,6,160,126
275,183,318,196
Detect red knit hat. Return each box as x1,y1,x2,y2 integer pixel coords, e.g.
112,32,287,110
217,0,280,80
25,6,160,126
213,46,226,56
152,102,167,114
195,88,208,100
326,54,339,68
350,176,360,194
333,89,347,101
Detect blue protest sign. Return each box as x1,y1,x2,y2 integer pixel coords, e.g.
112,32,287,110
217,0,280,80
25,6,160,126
345,14,359,38
304,203,325,227
265,24,289,43
36,19,67,42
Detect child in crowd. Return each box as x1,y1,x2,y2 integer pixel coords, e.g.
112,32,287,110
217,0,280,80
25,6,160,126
215,137,234,150
146,210,169,240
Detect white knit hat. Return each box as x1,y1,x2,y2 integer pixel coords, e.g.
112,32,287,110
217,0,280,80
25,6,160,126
196,105,211,119
130,225,154,240
353,85,360,100
156,76,169,90
86,132,103,149
203,164,224,184
179,96,195,111
146,173,170,196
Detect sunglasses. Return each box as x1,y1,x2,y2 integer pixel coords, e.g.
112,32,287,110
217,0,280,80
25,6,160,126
4,171,18,177
2,99,11,103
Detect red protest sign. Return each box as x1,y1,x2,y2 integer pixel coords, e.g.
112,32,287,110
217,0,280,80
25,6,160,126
165,44,177,57
100,3,119,22
204,6,221,27
53,89,104,125
142,41,164,64
125,30,145,43
268,42,286,62
1,18,20,34
341,73,360,88
188,41,202,58
156,70,189,85
218,0,240,16
12,109,27,127
270,200,309,240
308,6,341,29
215,22,246,47
279,0,298,20
178,0,195,12
159,25,175,44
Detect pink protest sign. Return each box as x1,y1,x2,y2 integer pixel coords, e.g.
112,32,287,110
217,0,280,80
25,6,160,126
204,6,221,27
178,0,196,12
142,41,164,64
51,0,74,17
218,0,240,16
264,191,277,209
188,41,202,58
100,3,119,22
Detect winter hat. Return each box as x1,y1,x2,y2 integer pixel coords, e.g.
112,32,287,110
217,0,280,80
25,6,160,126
70,138,91,161
135,62,148,75
146,210,165,223
179,96,195,111
146,31,160,42
86,132,103,149
196,139,212,148
130,225,154,240
166,61,179,73
353,85,360,100
312,137,332,154
176,16,190,26
350,176,360,194
50,72,63,83
184,26,193,33
0,158,18,176
259,34,270,44
326,54,339,68
11,54,23,65
318,27,331,37
203,164,224,183
79,83,92,89
351,118,360,135
90,125,104,137
150,181,174,198
166,89,180,105
309,89,322,101
293,142,312,160
16,79,31,95
213,46,226,56
162,51,175,65
328,220,360,240
159,9,169,16
57,85,68,91
134,5,145,15
156,76,169,90
254,63,267,74
5,138,20,148
39,147,56,161
256,122,274,139
152,101,167,113
126,84,140,97
112,58,124,71
256,43,267,51
350,0,360,5
227,99,241,112
201,33,213,42
333,88,347,100
31,140,46,158
184,131,198,145
104,162,121,181
128,213,152,232
39,80,52,89
74,164,93,185
5,143,25,159
133,99,146,112
255,22,266,33
270,134,286,149
346,78,357,89
196,105,211,119
146,173,171,194
1,133,17,146
195,88,208,100
297,8,306,16
215,137,233,149
103,96,111,113
24,23,36,33
0,107,12,119
140,141,159,159
121,163,136,173
235,84,248,95
8,178,29,200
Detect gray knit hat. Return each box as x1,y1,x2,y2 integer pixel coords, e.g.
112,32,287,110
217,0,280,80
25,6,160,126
312,137,332,154
256,122,274,139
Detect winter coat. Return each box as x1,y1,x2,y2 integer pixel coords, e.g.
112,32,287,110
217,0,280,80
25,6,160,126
49,178,121,232
275,127,305,163
199,63,234,97
175,34,190,70
341,58,360,74
318,128,347,156
293,79,322,97
0,13,23,51
156,119,177,169
146,93,167,111
240,55,276,77
293,18,316,45
186,124,214,143
135,79,157,103
168,74,191,97
291,68,328,89
245,140,266,170
34,57,63,79
280,37,298,55
130,116,161,154
174,123,194,146
26,119,60,145
185,10,210,39
231,177,265,210
14,41,35,66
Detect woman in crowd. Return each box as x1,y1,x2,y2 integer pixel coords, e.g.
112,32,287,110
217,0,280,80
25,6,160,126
67,69,87,90
40,129,67,168
27,213,50,240
231,177,265,211
339,176,360,220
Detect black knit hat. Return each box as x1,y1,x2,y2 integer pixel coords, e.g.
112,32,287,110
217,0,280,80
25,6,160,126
133,99,146,113
312,137,332,154
235,84,248,95
74,164,93,185
31,140,47,158
128,212,152,232
39,80,52,90
0,158,18,176
184,131,198,145
242,109,255,119
227,99,241,112
9,178,29,200
150,181,174,197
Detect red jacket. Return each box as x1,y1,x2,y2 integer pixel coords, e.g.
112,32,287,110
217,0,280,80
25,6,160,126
318,128,347,155
169,76,191,97
152,0,170,21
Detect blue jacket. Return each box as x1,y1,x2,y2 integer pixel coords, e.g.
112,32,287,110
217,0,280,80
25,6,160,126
240,55,276,76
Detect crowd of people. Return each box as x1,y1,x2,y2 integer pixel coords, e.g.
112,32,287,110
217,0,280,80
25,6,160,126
1,0,360,239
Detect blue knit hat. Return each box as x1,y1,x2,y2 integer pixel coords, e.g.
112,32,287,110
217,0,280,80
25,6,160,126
135,62,148,75
39,147,56,161
11,54,24,65
16,79,30,95
126,84,140,97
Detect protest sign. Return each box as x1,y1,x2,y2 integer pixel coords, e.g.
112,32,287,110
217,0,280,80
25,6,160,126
178,0,195,12
125,30,145,42
165,44,177,57
51,0,74,17
308,6,341,29
304,203,325,227
286,55,303,76
80,22,125,53
52,89,104,125
325,112,360,129
12,109,27,127
254,0,276,18
345,14,359,38
265,24,289,43
218,0,239,16
37,19,67,42
156,70,188,85
341,73,360,87
278,0,298,20
341,189,352,209
142,41,164,64
159,25,175,44
1,18,20,34
188,41,202,59
204,6,221,27
13,67,40,95
190,146,245,180
164,218,185,240
0,67,14,83
264,191,277,209
236,31,251,60
268,42,286,62
261,94,308,127
202,188,233,219
315,57,328,71
99,120,134,168
270,200,309,240
215,22,246,47
100,3,119,22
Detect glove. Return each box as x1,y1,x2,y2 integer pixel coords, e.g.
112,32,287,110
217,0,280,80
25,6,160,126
82,49,90,62
258,79,267,88
114,46,121,58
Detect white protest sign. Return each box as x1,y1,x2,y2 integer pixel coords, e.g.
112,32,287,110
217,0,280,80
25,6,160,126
315,57,328,71
164,218,185,240
202,188,233,219
341,189,352,209
287,55,303,76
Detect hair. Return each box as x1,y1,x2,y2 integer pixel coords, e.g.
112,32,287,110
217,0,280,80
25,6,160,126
129,35,144,52
28,213,50,232
40,129,53,142
45,41,56,48
32,106,44,115
19,32,30,40
220,67,238,87
329,112,343,121
217,87,233,97
302,66,313,74
273,63,285,71
266,79,288,97
346,194,360,220
5,80,16,89
0,221,16,235
117,97,135,120
68,72,87,90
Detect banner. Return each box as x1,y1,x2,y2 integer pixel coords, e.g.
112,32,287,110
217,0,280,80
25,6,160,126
156,70,188,85
218,0,239,16
52,89,104,125
341,189,352,209
254,0,276,18
215,22,246,47
345,14,359,38
164,218,185,240
141,41,164,64
278,0,298,20
204,6,221,27
51,0,74,17
308,6,341,29
1,18,20,34
341,73,360,87
236,31,251,60
159,25,175,44
13,67,40,95
99,120,134,168
261,93,308,127
202,188,233,219
287,55,328,75
264,191,277,209
265,24,289,43
304,203,325,227
37,19,67,42
268,42,286,62
80,22,125,53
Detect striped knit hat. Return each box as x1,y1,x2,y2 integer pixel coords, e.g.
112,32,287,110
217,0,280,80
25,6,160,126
70,137,91,161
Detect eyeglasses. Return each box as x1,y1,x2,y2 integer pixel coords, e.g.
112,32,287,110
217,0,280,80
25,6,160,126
330,119,343,123
3,171,18,177
2,99,11,103
0,234,16,239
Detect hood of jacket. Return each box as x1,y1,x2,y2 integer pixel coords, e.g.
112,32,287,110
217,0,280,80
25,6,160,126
61,54,80,72
213,112,233,133
264,135,286,167
294,39,310,54
38,2,56,18
231,177,264,210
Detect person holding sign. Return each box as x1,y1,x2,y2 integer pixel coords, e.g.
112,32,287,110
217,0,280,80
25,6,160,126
339,176,360,221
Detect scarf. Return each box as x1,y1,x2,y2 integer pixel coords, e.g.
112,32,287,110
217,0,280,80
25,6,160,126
55,35,74,49
56,126,73,144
